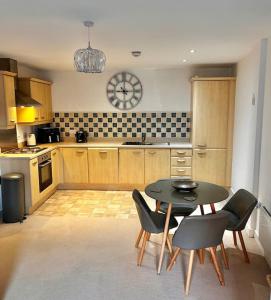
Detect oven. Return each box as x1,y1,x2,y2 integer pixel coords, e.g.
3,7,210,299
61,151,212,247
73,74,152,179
38,152,52,192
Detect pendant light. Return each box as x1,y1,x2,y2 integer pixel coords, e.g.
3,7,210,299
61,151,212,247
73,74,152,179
74,21,106,73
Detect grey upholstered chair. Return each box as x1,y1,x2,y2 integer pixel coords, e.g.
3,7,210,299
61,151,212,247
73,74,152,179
167,211,229,295
132,189,178,266
222,189,258,263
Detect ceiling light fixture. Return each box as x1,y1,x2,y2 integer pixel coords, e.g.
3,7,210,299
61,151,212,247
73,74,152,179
74,21,106,73
182,59,187,63
190,49,195,53
131,51,142,57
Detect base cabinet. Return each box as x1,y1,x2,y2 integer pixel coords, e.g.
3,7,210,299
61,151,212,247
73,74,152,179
119,149,145,186
61,148,89,183
51,148,60,188
88,148,118,184
144,149,170,184
193,149,227,186
29,158,40,205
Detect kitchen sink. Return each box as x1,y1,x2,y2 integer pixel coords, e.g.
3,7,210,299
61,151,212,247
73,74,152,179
122,141,153,145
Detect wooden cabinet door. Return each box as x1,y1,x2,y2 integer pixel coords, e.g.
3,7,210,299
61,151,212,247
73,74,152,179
51,148,60,188
145,149,170,184
44,84,53,121
192,80,233,148
30,81,46,122
88,148,118,184
61,148,89,183
193,149,227,186
119,149,144,185
29,158,40,205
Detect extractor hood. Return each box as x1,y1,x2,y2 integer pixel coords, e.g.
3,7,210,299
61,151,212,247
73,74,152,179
0,58,41,107
15,90,41,107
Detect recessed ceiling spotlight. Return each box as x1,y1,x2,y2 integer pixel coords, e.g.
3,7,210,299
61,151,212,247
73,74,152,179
190,49,195,53
131,51,141,57
182,59,187,63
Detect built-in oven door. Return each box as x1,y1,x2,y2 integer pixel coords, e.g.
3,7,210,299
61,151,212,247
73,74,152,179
38,159,52,192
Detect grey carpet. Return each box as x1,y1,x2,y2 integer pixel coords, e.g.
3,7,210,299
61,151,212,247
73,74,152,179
0,215,270,300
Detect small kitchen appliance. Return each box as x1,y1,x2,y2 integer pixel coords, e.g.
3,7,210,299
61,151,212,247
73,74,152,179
75,130,88,143
26,133,37,147
37,127,60,144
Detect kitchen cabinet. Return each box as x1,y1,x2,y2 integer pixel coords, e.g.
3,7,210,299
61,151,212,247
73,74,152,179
29,158,40,205
17,78,53,124
119,149,145,186
88,148,118,184
170,148,192,179
144,149,170,184
192,77,235,186
193,149,228,186
0,71,17,129
51,148,60,188
61,148,89,183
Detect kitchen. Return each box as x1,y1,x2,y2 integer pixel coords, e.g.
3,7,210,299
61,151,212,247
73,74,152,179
0,1,271,299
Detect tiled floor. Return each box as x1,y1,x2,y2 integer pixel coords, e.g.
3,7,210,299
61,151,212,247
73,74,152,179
34,190,138,219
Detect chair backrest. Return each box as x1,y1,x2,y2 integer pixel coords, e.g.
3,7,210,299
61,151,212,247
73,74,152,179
172,210,230,250
222,189,258,230
132,189,158,233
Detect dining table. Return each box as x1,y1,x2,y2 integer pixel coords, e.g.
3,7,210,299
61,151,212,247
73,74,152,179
145,179,229,274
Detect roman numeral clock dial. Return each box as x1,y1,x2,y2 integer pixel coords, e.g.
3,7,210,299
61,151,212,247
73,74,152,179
107,72,143,110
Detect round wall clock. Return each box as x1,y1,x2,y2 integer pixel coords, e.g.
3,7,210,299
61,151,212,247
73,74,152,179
106,72,143,110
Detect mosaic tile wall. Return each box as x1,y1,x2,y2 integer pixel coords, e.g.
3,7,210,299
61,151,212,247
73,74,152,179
52,112,191,139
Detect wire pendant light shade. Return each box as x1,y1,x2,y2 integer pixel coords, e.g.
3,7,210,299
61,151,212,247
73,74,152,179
74,21,106,73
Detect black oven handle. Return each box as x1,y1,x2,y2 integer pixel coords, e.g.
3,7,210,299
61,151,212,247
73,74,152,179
39,160,52,168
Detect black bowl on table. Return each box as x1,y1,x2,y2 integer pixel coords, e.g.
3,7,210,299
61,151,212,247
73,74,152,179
171,180,199,192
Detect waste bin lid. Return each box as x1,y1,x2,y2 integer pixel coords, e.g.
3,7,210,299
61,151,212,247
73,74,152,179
1,173,24,180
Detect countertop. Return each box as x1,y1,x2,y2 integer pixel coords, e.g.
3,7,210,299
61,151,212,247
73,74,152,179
0,140,192,160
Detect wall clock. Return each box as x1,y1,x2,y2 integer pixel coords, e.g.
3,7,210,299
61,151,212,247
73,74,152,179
106,72,143,110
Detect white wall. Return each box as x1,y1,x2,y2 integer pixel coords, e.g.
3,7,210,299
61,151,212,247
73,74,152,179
231,45,260,192
46,66,234,112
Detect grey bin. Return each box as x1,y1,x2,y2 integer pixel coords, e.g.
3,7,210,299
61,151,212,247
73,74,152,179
1,173,25,223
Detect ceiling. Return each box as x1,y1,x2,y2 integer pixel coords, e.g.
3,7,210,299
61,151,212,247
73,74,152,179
1,0,271,71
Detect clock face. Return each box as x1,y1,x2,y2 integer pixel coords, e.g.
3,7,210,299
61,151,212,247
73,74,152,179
107,72,143,110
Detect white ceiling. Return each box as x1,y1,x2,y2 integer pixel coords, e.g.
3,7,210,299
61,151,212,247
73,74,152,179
1,0,271,71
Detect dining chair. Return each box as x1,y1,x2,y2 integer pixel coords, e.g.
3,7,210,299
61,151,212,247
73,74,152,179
167,211,229,295
132,189,178,267
221,189,258,263
157,201,197,217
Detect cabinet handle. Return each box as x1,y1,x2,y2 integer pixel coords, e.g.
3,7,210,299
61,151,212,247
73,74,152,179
177,169,185,173
177,151,186,155
32,161,37,166
52,151,56,156
177,159,186,163
148,151,156,155
197,152,206,155
35,117,39,120
76,150,85,154
99,151,108,154
10,120,15,123
197,144,207,148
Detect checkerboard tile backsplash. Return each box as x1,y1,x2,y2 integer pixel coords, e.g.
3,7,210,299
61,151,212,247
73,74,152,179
52,112,191,139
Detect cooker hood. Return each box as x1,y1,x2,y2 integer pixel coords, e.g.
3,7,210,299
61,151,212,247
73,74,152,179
0,58,41,107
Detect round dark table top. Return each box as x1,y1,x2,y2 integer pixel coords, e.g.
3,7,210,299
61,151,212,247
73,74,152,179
145,179,229,207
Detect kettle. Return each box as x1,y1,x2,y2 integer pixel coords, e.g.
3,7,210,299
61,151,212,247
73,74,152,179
75,130,88,143
27,133,37,147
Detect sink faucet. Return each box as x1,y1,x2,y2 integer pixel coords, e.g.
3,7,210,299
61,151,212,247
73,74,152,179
142,133,146,144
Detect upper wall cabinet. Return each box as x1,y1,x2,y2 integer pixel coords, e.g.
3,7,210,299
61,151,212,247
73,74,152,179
192,78,235,149
17,78,53,124
0,71,17,129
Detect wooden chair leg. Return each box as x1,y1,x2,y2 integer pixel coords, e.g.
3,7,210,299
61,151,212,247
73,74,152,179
137,231,148,266
220,242,229,269
185,250,195,295
146,232,151,241
197,248,205,264
238,231,250,263
199,205,205,215
210,203,216,214
167,248,181,271
166,236,173,255
209,247,224,286
135,228,144,248
233,231,237,247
